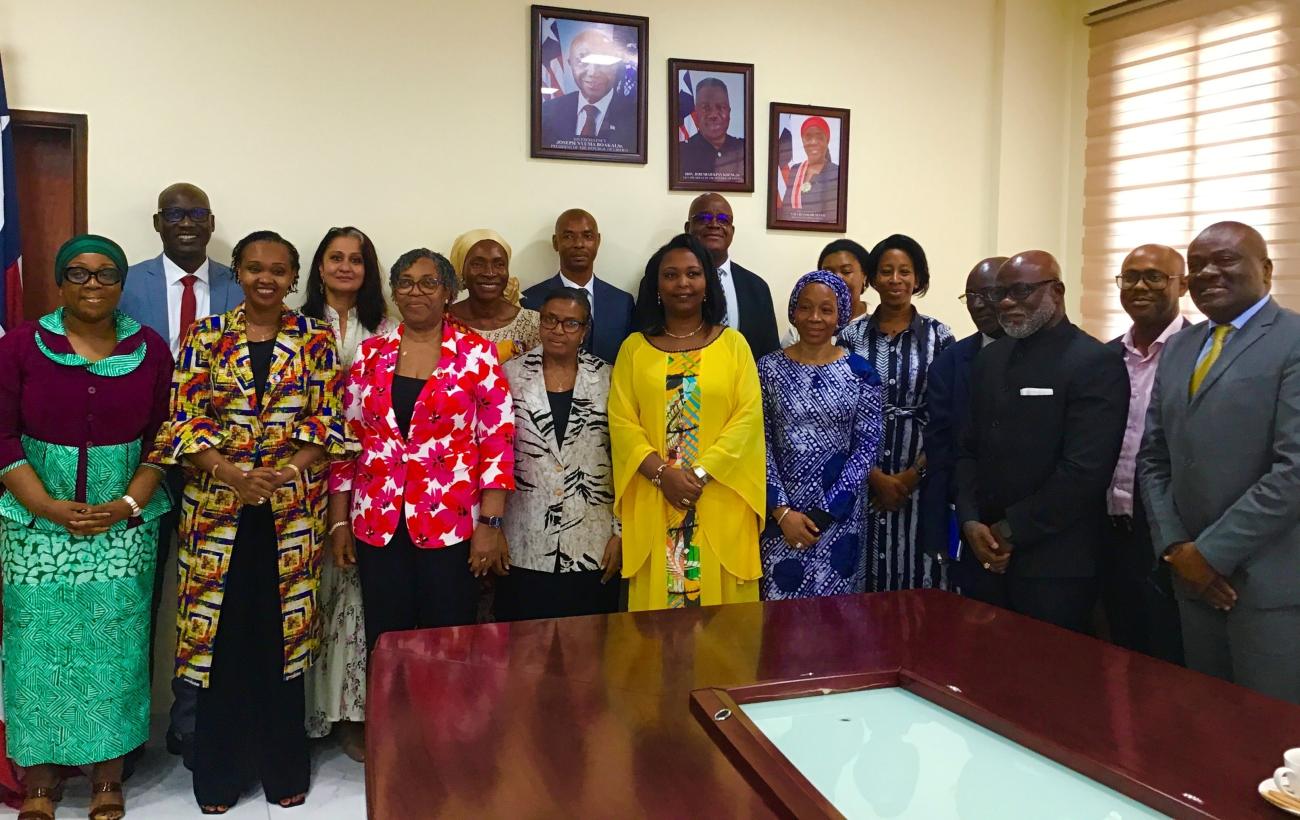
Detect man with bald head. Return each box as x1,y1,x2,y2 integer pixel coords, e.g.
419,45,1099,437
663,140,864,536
1139,222,1300,704
1101,244,1188,663
540,27,637,153
919,256,1006,571
120,182,240,766
955,251,1130,632
522,208,634,364
638,192,777,359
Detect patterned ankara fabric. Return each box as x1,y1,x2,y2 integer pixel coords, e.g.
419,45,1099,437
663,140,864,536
758,351,884,599
837,308,954,591
0,309,172,766
466,308,541,364
664,349,703,607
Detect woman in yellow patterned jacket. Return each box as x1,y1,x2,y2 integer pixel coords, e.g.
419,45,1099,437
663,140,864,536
152,230,345,814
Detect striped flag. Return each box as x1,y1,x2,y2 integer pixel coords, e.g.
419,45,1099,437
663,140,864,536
775,126,793,209
539,18,568,100
0,56,21,331
677,70,698,142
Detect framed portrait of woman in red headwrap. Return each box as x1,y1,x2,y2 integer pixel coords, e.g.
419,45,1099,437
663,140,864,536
767,102,850,232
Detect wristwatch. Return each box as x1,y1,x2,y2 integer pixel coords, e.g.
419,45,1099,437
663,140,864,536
692,466,711,485
477,514,504,529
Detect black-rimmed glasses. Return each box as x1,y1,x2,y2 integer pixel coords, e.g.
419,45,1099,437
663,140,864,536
158,207,212,224
540,315,589,333
393,277,443,295
63,267,123,286
985,280,1056,303
1115,271,1176,290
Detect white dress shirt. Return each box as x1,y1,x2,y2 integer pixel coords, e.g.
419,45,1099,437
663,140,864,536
162,255,211,355
716,257,739,329
575,88,615,136
558,271,597,319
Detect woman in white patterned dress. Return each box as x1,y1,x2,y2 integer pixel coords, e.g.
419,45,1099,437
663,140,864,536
300,227,395,761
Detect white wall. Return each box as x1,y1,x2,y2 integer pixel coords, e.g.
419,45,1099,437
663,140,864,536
1,0,1087,336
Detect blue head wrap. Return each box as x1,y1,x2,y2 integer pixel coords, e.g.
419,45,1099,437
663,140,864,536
788,270,852,332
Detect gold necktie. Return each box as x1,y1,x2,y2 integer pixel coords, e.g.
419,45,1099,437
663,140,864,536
1190,324,1232,396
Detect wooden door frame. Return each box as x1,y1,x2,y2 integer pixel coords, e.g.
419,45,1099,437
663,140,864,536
9,109,88,234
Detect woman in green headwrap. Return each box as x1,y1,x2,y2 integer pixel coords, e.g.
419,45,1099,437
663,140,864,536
0,235,174,820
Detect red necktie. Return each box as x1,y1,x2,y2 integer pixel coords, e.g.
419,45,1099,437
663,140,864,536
179,274,198,343
580,105,599,136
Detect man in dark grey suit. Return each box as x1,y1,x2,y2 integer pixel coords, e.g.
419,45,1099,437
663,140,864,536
119,182,241,765
1139,221,1300,704
540,28,637,153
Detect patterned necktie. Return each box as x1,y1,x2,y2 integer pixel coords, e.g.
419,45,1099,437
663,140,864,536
1190,324,1231,397
580,105,599,136
179,274,198,344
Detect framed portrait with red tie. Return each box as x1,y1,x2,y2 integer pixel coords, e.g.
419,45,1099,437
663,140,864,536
530,6,649,164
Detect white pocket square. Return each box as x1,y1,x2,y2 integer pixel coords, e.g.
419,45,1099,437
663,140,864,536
1020,387,1054,396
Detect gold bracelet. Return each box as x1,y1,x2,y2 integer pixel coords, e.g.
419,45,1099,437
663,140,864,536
329,520,349,535
210,461,222,480
284,462,303,480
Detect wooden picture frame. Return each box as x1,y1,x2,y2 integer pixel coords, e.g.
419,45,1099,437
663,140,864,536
530,5,648,164
667,59,754,192
766,102,850,232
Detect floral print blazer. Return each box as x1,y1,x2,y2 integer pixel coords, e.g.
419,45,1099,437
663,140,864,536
330,319,515,549
152,306,346,687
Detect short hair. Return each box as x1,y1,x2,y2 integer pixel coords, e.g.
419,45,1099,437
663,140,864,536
867,233,931,297
301,226,389,334
389,248,458,300
231,230,299,274
635,233,727,334
695,77,729,99
541,286,592,322
817,238,871,273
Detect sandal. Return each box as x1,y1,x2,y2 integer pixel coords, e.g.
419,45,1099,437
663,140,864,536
199,807,229,816
88,781,124,820
276,793,307,809
18,783,64,820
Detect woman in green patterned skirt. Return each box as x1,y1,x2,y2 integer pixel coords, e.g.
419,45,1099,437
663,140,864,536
0,235,174,820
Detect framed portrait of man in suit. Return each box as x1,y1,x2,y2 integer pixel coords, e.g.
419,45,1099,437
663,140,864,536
767,102,851,233
531,6,648,164
667,59,754,192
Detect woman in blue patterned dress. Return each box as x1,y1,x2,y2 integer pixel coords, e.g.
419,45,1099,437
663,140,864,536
759,271,884,599
837,235,954,591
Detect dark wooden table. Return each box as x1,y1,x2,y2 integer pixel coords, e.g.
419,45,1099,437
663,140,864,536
365,589,1300,818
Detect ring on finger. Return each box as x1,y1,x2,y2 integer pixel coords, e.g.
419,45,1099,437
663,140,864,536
983,561,991,570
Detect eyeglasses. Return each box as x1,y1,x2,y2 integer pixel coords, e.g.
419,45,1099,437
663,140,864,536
1116,271,1177,290
985,280,1056,303
540,314,589,333
63,266,123,286
158,207,212,224
690,212,732,225
958,291,991,306
393,277,444,294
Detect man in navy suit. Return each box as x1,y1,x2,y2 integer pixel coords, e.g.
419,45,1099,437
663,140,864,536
919,256,1005,582
522,209,635,365
540,28,637,154
642,192,777,360
119,182,241,766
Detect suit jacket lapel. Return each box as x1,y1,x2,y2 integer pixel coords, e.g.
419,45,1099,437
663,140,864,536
376,326,406,444
1192,300,1278,406
221,307,260,424
560,354,600,457
519,350,564,465
259,311,302,415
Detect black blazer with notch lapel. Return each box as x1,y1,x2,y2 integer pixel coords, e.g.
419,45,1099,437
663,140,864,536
521,275,635,366
919,332,985,559
955,319,1130,578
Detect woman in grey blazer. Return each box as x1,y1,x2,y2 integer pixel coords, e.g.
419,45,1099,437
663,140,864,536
498,288,622,620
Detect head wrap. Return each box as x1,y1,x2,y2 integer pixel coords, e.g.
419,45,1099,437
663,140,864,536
789,270,852,332
449,229,520,306
800,116,830,140
54,234,129,285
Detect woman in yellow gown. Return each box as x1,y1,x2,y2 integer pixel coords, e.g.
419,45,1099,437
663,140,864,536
609,234,765,611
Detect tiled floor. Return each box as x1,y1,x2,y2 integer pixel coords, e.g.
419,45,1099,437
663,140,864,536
35,729,368,820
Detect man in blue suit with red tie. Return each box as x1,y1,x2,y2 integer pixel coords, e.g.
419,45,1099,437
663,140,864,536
919,256,1005,585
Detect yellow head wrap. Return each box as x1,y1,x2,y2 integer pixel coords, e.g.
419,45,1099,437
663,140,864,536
449,229,520,305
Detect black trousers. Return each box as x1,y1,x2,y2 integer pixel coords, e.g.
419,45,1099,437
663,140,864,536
495,565,620,622
192,505,309,807
1100,515,1185,665
355,521,479,655
961,561,1098,634
152,469,198,742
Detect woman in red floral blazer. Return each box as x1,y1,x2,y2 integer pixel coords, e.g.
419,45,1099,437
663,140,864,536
329,248,515,652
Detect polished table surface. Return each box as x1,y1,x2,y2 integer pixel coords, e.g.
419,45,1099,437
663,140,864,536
365,589,1300,818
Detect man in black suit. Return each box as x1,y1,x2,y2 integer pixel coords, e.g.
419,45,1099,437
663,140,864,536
540,28,637,153
522,208,635,365
645,192,777,359
956,251,1130,632
1101,244,1189,664
680,78,745,184
919,256,1006,576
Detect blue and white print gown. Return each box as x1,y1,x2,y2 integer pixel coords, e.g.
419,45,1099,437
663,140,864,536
758,351,884,599
838,310,953,591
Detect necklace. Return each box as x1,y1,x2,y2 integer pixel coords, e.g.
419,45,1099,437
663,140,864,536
663,320,705,339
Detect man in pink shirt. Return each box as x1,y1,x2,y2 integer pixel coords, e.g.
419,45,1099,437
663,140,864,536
1102,244,1189,664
